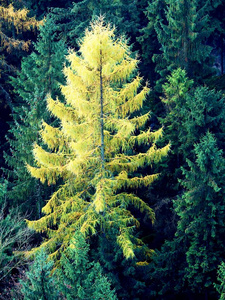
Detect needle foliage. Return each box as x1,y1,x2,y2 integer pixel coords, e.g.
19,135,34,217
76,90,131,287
27,18,169,260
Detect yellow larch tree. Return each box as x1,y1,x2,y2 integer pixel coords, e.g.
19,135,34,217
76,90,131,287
0,4,39,53
27,18,169,260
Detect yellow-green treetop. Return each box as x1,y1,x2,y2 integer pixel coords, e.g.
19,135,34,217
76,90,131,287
27,18,169,260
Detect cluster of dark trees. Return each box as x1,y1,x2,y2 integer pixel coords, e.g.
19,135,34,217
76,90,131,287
1,0,225,299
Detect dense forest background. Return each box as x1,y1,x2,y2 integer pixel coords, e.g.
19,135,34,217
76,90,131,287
1,0,225,299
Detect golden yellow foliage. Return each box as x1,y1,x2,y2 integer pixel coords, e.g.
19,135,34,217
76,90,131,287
27,17,169,260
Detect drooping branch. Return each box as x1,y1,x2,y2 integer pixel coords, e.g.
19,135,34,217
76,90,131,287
99,43,105,172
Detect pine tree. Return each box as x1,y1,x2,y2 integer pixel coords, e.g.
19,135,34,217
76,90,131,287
150,132,225,298
20,249,60,300
27,18,169,260
57,231,117,300
4,15,66,215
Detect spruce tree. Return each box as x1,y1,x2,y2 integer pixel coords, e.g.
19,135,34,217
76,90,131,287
57,231,117,300
151,132,225,298
147,0,214,89
27,18,169,260
10,15,66,101
161,68,194,158
139,0,166,83
161,68,225,188
50,0,141,48
4,15,66,215
178,133,225,293
20,233,117,300
20,249,59,300
0,3,39,173
179,85,225,157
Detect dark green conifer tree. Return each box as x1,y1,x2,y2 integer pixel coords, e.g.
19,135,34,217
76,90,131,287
161,68,194,162
161,68,225,188
25,0,72,20
20,233,117,300
4,15,66,215
139,0,166,84
91,231,151,299
50,0,141,49
150,132,225,298
57,231,117,300
20,249,59,300
0,3,39,176
215,262,225,300
179,85,225,157
11,15,66,99
145,0,215,90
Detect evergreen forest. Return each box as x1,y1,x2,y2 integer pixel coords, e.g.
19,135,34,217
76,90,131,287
1,0,225,299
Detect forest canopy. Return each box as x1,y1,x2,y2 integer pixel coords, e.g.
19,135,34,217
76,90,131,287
1,1,225,299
